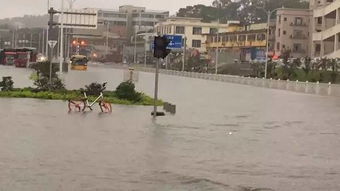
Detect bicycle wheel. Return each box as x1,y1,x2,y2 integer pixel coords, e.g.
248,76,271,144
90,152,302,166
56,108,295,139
99,101,112,113
68,100,86,112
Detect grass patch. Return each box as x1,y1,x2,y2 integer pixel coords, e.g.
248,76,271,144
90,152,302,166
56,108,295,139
0,89,163,106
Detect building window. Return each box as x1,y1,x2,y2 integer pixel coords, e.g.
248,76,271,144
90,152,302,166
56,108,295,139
222,36,228,42
210,28,218,34
278,28,281,37
282,44,286,49
192,40,201,48
230,35,237,42
193,27,202,35
295,17,303,25
239,35,246,41
257,34,266,41
248,34,256,41
175,26,185,34
283,30,287,35
293,43,302,52
284,17,287,21
278,15,281,24
317,17,322,24
156,15,165,19
315,44,321,52
277,42,280,50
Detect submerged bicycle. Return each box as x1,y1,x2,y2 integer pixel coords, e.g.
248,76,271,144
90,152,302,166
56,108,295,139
68,82,112,113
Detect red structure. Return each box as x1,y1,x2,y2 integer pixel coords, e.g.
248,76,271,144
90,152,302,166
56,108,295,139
0,48,37,67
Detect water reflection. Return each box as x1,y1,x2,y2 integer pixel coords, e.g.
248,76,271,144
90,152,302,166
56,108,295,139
1,66,340,190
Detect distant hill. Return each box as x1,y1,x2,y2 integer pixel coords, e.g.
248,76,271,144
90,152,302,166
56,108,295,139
0,15,49,29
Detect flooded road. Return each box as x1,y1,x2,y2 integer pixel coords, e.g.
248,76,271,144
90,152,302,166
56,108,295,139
1,65,340,190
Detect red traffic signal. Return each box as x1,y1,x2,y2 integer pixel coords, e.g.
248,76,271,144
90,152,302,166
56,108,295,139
154,36,171,59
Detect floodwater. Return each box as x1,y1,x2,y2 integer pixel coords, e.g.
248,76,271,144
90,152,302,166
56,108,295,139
1,65,340,191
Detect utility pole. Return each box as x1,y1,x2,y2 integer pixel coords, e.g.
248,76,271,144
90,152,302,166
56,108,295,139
59,0,65,73
144,36,147,68
30,33,33,47
42,29,45,54
66,0,76,59
182,36,186,71
38,33,41,52
265,10,270,79
106,22,109,55
215,0,220,74
153,58,160,118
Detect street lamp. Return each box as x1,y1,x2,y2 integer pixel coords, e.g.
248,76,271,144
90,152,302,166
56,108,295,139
214,0,221,74
105,21,110,55
258,7,281,79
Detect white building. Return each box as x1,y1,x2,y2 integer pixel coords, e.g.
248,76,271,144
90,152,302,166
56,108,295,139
155,17,238,53
311,0,340,58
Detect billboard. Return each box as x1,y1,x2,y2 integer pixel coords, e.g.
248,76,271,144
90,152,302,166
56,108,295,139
58,9,98,29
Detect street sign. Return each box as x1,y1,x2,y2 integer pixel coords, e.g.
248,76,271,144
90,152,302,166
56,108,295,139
165,35,183,49
151,35,183,50
48,40,57,48
59,9,98,29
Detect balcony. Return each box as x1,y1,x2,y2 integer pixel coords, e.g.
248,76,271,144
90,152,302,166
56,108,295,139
293,49,306,54
290,34,308,40
290,22,307,27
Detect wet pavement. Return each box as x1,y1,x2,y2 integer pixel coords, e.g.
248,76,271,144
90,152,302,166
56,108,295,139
1,65,340,190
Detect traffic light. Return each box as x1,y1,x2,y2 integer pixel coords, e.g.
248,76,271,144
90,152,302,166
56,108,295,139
153,36,171,59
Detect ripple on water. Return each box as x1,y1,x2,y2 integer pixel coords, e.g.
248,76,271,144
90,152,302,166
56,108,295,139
236,186,275,191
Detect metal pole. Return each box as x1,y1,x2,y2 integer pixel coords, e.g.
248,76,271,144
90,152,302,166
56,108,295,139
30,33,33,47
134,33,137,64
12,30,15,48
106,22,109,55
215,2,220,74
265,11,270,79
182,36,186,71
42,29,45,54
59,0,65,73
46,28,49,57
144,37,147,67
49,47,53,85
46,0,50,57
38,33,41,52
153,58,160,118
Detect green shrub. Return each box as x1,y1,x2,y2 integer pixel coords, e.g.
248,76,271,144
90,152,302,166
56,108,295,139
84,82,104,96
30,61,65,91
0,76,14,91
115,81,141,102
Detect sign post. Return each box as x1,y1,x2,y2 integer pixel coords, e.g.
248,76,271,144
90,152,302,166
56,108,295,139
48,40,57,85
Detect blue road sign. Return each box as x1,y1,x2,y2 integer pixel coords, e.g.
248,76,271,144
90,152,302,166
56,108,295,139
151,35,183,50
165,35,183,49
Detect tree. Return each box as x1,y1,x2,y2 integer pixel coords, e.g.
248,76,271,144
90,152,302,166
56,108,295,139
237,0,309,26
30,61,65,91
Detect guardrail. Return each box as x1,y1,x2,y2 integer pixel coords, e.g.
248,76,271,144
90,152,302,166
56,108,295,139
135,66,340,97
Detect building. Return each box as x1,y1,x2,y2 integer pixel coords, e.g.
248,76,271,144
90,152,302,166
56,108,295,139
117,5,169,35
311,0,340,58
72,6,169,61
206,26,268,63
155,17,239,53
275,8,312,58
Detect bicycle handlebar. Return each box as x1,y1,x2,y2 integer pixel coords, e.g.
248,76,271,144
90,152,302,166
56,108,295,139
101,82,108,92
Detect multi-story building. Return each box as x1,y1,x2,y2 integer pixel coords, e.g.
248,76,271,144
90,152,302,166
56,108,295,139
206,26,268,63
118,6,169,35
311,0,340,58
72,6,169,61
275,8,312,58
154,17,238,53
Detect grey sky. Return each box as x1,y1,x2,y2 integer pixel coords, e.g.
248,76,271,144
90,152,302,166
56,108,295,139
0,0,214,19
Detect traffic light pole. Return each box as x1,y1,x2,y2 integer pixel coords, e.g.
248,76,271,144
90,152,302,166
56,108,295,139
153,58,160,118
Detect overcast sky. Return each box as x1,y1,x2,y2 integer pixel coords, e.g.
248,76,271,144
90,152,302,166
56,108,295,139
0,0,214,19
